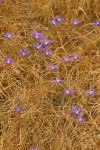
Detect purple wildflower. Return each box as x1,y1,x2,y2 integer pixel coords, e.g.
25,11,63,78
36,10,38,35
30,147,40,150
77,116,86,123
14,106,24,112
32,31,43,40
3,58,14,65
19,48,30,57
71,54,80,61
86,89,96,97
64,88,73,96
4,32,14,40
94,20,100,26
30,147,34,150
34,42,43,50
51,15,64,26
71,106,83,116
62,56,71,62
70,18,80,25
41,38,53,46
54,77,63,85
42,48,52,56
49,63,58,71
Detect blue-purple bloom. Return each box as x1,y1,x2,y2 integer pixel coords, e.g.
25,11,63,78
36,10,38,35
71,106,83,116
3,58,14,65
49,63,58,71
14,106,24,112
32,31,43,40
77,116,86,123
19,48,30,57
42,48,52,56
70,18,80,25
30,146,40,150
86,89,96,97
62,56,71,62
94,20,100,26
64,88,73,96
51,15,64,26
4,32,14,40
34,42,43,50
54,77,63,85
41,38,53,46
71,54,80,61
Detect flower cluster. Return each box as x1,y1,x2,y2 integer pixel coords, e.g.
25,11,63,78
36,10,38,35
62,54,80,62
71,106,86,123
3,15,98,129
32,31,53,57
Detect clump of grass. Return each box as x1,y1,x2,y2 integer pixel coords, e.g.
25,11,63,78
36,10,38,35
0,0,100,150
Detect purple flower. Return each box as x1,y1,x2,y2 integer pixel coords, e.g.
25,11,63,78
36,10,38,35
54,77,63,85
32,31,43,40
14,106,24,112
62,56,71,62
30,147,40,150
77,116,86,123
42,48,52,56
34,42,43,50
51,15,64,26
64,88,73,96
4,32,14,40
86,89,96,97
41,38,53,46
19,48,30,57
71,54,80,61
49,63,58,71
3,58,14,65
71,106,83,116
70,18,80,25
94,20,100,26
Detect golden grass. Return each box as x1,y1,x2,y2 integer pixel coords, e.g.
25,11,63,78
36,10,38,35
0,0,100,150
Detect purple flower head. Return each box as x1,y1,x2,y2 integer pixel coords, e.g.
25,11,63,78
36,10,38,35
30,147,34,150
56,15,64,22
32,31,43,40
3,58,14,65
71,54,80,61
49,63,58,71
86,89,96,97
42,48,52,57
41,38,53,46
71,106,83,116
14,106,24,113
34,42,43,50
64,88,73,96
62,56,71,62
54,77,63,85
51,15,64,26
70,18,80,26
77,116,86,123
30,147,40,150
4,32,14,40
19,48,30,57
94,20,100,26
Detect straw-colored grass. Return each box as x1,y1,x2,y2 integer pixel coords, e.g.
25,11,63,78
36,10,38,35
0,0,100,150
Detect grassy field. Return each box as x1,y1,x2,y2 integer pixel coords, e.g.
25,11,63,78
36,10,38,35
0,0,100,150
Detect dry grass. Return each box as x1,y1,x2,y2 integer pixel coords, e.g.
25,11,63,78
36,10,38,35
0,0,100,150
